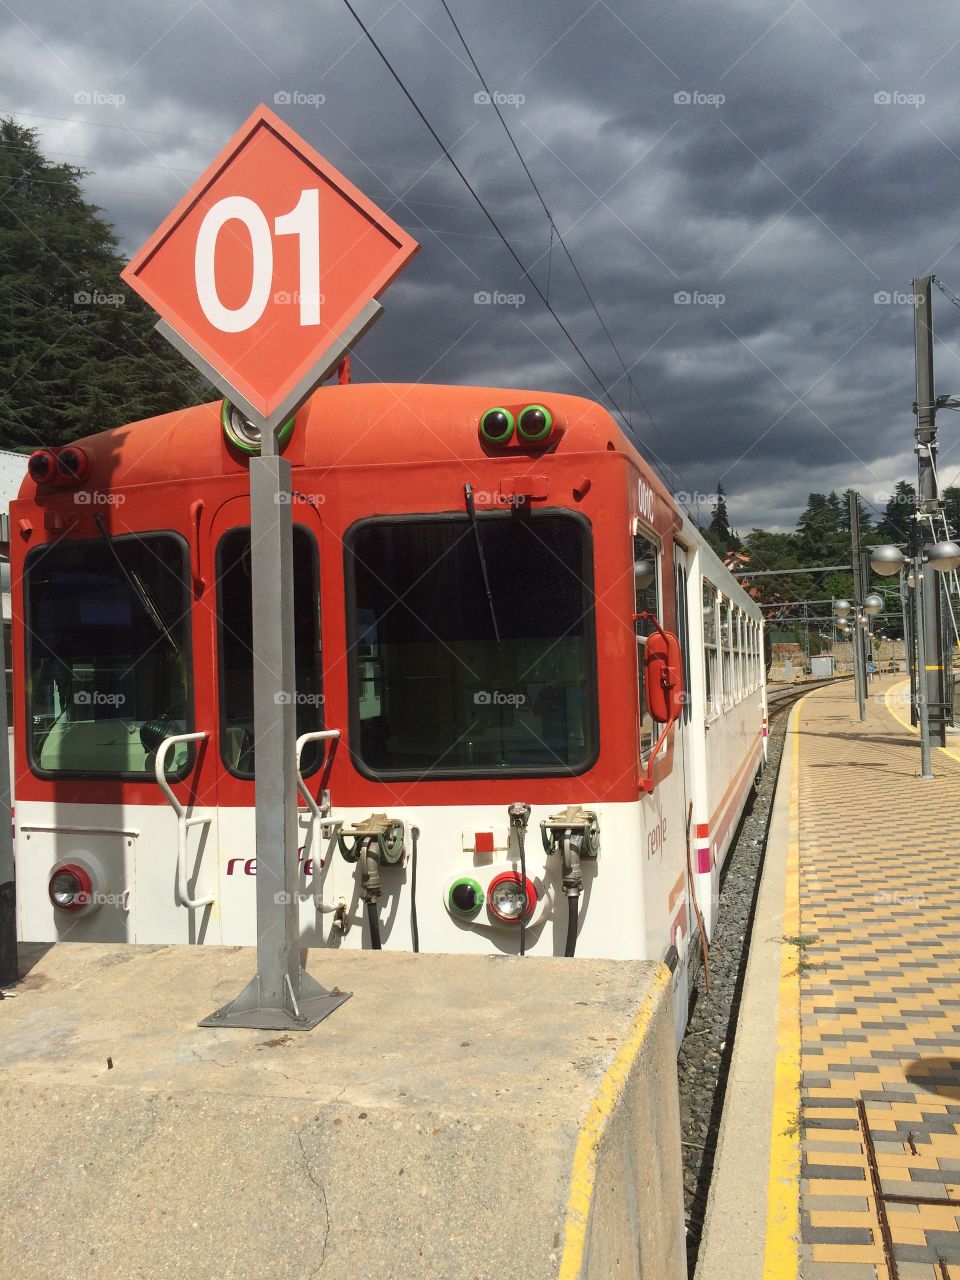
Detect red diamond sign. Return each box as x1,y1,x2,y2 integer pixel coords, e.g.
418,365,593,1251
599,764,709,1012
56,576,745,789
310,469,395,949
122,104,419,425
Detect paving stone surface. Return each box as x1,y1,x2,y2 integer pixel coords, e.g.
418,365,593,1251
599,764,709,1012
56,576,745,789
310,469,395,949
795,682,960,1279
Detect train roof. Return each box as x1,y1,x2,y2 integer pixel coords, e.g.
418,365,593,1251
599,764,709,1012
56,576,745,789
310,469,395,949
16,382,672,503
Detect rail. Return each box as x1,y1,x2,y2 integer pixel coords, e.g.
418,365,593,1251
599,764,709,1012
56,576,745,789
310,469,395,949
765,674,852,711
154,731,214,910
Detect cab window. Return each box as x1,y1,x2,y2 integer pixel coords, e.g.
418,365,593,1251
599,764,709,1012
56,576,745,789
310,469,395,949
345,512,597,777
25,533,192,777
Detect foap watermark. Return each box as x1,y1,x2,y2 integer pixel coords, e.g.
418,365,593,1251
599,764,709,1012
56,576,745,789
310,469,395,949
89,890,131,908
876,690,922,707
74,490,125,506
274,691,325,707
74,290,124,307
74,690,125,708
474,289,525,307
274,90,325,108
674,90,725,108
873,90,925,108
473,689,527,707
274,289,324,307
474,90,525,108
874,291,922,306
473,490,528,509
274,490,326,506
74,89,126,108
674,290,725,308
674,490,722,508
874,890,925,906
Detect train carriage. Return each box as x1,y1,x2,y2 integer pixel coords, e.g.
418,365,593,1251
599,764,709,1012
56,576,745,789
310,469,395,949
10,383,766,1039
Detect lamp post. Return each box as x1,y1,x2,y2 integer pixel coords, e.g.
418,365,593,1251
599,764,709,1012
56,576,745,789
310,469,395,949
834,597,868,720
871,538,960,778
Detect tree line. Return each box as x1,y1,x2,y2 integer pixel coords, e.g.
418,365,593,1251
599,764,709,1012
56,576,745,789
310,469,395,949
700,481,960,642
0,118,205,452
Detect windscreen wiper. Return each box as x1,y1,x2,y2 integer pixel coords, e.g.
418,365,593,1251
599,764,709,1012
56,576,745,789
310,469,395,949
464,483,501,642
93,513,181,659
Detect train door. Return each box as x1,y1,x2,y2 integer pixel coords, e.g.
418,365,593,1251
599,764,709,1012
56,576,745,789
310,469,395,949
636,526,687,1041
209,495,329,946
671,545,696,1042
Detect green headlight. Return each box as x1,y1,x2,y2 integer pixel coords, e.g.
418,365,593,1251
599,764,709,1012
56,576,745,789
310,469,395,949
479,407,515,445
221,401,296,455
517,404,553,442
448,876,484,917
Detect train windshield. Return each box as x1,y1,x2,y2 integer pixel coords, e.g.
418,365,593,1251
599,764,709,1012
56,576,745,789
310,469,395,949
216,526,324,777
25,534,191,777
346,512,597,776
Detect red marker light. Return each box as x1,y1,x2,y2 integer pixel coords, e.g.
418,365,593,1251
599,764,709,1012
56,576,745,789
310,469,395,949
57,446,91,482
487,871,537,924
27,450,58,484
48,863,93,911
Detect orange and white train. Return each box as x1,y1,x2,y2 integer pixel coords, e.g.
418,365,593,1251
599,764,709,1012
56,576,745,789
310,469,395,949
11,383,767,1039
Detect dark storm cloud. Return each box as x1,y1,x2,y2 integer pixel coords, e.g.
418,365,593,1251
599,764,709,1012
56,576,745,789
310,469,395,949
4,0,960,531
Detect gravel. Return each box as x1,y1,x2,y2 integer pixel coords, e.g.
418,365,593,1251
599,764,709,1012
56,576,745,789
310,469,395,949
678,703,791,1276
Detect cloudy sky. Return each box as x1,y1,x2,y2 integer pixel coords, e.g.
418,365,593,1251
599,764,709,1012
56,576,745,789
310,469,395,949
5,0,960,531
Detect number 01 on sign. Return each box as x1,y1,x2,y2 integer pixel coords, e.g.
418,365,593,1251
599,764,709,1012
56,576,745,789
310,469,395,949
122,102,419,429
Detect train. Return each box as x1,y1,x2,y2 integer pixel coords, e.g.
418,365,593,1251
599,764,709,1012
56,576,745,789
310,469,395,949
11,382,767,1041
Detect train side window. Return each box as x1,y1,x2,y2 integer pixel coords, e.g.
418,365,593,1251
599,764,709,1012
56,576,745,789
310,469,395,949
736,609,745,701
634,532,661,756
216,526,324,778
722,598,734,708
674,560,692,724
25,533,192,778
703,579,719,718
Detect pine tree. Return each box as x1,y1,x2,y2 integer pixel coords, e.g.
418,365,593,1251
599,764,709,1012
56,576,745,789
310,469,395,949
0,118,206,450
875,480,916,545
706,480,740,554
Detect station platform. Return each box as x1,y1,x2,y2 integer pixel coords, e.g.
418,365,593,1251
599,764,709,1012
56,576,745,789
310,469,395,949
699,677,960,1280
0,943,685,1280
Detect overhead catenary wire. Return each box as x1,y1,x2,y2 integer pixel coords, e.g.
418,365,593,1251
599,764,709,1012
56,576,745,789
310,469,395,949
436,0,676,478
338,0,686,502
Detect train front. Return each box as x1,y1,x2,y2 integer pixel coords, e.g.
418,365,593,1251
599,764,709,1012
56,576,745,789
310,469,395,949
10,383,683,961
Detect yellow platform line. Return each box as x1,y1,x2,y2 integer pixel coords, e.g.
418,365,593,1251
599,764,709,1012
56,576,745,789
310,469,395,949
883,680,960,765
762,696,806,1280
557,963,672,1279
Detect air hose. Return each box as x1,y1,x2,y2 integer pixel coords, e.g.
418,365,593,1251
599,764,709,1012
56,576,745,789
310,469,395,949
565,895,579,958
561,832,584,958
366,897,382,950
410,826,420,953
359,843,382,950
518,822,527,957
508,804,532,955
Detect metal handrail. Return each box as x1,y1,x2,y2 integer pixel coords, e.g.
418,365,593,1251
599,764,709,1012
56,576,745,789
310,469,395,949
154,730,214,910
295,729,340,819
296,729,340,908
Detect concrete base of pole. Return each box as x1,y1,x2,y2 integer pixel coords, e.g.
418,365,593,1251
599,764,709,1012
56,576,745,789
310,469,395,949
199,969,351,1030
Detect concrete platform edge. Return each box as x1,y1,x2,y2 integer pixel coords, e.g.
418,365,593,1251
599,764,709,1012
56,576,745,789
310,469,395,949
695,697,804,1280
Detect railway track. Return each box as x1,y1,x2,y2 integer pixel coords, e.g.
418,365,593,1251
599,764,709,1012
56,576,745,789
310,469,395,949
766,673,853,712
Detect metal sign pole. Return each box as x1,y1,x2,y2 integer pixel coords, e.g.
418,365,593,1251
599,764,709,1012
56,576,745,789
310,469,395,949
849,490,868,722
913,276,947,745
0,613,17,988
201,421,350,1030
914,547,935,779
